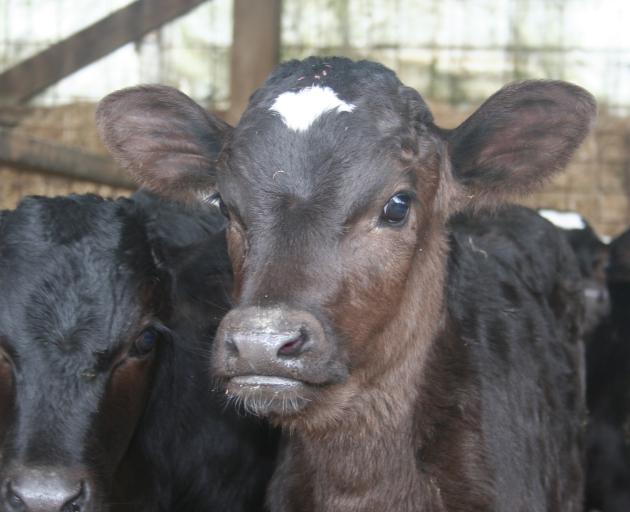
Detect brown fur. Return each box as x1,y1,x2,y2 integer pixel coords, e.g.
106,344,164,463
95,57,596,512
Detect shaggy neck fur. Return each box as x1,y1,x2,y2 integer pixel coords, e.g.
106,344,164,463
267,221,490,512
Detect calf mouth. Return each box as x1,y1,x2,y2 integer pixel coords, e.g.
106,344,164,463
213,306,350,417
223,374,318,417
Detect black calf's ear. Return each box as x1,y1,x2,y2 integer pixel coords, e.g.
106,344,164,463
448,80,596,203
96,85,231,203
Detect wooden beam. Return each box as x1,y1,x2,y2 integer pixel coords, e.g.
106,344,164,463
0,0,209,104
0,128,135,188
227,0,281,124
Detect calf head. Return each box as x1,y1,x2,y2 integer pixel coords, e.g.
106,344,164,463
0,196,170,512
539,209,611,335
608,228,630,321
97,57,596,428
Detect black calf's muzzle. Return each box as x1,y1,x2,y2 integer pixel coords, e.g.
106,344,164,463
1,465,96,512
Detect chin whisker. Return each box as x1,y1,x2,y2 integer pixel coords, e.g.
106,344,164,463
221,386,311,417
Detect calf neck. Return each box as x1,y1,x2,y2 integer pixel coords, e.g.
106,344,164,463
97,57,596,511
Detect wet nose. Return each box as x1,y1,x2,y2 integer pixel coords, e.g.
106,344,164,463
228,326,308,360
214,306,333,381
1,466,93,512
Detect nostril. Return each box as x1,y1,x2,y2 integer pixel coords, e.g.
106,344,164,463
226,337,240,357
62,481,85,512
4,482,25,512
277,332,307,357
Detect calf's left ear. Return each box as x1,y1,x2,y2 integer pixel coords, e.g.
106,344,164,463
447,80,596,204
96,85,230,203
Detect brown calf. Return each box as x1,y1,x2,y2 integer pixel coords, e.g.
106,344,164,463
96,57,595,511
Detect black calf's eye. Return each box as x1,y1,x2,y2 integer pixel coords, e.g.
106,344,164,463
131,328,159,358
210,193,230,219
381,193,412,225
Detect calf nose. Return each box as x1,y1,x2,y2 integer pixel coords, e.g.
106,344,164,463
1,466,93,512
215,306,333,382
228,328,308,360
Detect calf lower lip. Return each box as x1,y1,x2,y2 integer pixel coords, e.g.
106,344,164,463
226,375,312,417
231,375,303,389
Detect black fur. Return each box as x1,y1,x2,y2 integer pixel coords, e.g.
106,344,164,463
0,192,277,511
443,206,585,510
541,211,610,336
585,228,630,512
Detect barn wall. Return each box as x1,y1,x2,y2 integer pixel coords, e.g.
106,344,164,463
0,103,134,210
0,166,132,210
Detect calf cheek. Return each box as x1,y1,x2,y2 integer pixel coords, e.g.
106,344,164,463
335,229,417,368
94,358,156,472
226,224,247,300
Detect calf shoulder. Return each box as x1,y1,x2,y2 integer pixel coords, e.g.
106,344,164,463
423,205,585,511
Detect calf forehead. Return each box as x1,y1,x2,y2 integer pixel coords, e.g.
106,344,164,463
0,198,150,357
225,121,394,221
244,57,429,118
223,57,432,217
2,255,141,354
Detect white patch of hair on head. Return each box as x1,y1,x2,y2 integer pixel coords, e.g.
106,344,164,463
269,86,356,132
538,208,586,230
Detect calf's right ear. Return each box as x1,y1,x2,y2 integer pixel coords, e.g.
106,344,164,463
446,80,596,206
96,85,230,202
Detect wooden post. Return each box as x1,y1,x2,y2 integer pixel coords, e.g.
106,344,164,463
0,0,209,104
227,0,281,125
0,128,135,188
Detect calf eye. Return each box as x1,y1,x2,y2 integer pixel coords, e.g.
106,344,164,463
131,328,159,358
210,193,230,219
381,192,412,225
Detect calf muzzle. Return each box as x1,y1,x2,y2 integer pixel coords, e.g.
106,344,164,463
0,465,95,512
213,306,348,416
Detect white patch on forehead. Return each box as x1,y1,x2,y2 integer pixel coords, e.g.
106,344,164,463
538,209,586,230
269,86,356,132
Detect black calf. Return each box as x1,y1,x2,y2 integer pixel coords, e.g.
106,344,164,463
586,228,630,512
0,193,276,512
538,208,610,337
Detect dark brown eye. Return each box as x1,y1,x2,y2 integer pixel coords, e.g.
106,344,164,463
210,193,230,219
381,192,412,225
130,328,159,358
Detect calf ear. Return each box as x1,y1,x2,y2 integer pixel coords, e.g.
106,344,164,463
447,80,596,204
96,85,230,202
